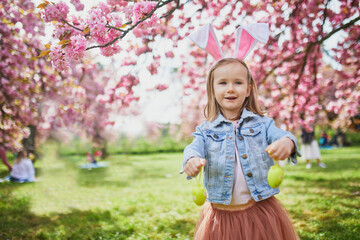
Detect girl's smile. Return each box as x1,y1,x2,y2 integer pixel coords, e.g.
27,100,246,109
225,96,238,101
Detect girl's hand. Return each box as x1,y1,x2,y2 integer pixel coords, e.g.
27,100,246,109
184,157,206,177
265,137,295,160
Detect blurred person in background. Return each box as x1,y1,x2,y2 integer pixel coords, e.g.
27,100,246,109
301,128,326,169
9,149,36,183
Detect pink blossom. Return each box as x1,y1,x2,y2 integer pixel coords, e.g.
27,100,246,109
110,12,123,27
114,87,128,98
100,43,121,57
96,94,110,104
147,61,160,75
135,46,152,56
107,0,128,8
270,89,281,99
49,45,69,72
132,28,143,38
165,51,175,58
62,35,87,60
335,90,344,98
53,22,75,39
98,2,111,14
123,6,133,20
44,2,69,22
86,8,107,38
72,86,86,98
49,44,64,61
123,59,137,66
70,0,84,11
132,1,157,23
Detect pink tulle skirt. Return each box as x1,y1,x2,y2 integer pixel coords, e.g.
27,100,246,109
194,197,299,240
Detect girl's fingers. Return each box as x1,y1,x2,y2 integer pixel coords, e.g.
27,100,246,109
271,147,290,160
189,164,198,175
265,146,271,153
266,144,276,156
187,166,194,175
187,168,196,177
185,158,204,176
266,145,282,160
266,138,293,160
184,162,193,176
274,147,286,160
266,143,277,155
200,158,206,166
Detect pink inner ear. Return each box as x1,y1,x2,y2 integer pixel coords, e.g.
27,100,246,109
236,30,255,59
205,30,222,61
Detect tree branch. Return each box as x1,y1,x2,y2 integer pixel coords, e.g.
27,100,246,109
86,0,178,50
320,0,331,35
62,19,83,32
260,15,360,85
161,0,180,19
317,15,360,44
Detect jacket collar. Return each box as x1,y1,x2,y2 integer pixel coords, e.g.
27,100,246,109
211,108,257,127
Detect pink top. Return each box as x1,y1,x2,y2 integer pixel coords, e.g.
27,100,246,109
230,125,252,205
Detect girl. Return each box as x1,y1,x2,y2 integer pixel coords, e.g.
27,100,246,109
301,128,326,169
181,24,300,240
10,150,36,183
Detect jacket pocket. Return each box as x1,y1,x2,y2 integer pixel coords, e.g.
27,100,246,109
241,125,263,148
205,132,226,152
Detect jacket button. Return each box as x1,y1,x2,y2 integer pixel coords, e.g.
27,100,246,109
238,136,243,141
258,195,263,200
242,154,247,159
247,172,253,177
214,134,219,139
250,128,254,133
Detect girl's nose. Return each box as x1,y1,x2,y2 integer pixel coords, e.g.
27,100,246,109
227,83,235,92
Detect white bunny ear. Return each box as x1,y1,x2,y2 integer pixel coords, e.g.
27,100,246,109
188,24,224,61
233,23,269,60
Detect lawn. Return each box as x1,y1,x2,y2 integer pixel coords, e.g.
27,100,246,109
0,144,359,239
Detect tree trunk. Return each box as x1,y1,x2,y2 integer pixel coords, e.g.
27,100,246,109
22,125,38,162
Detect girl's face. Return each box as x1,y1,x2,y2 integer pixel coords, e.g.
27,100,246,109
213,62,251,120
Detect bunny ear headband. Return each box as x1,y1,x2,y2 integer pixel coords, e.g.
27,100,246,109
188,23,270,82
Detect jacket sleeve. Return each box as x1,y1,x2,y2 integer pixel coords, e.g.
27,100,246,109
180,125,206,176
265,118,301,164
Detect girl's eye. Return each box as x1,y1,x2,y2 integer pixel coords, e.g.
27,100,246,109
236,81,242,85
219,82,226,85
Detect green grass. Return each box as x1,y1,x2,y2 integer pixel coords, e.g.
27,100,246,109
56,136,190,156
0,144,359,239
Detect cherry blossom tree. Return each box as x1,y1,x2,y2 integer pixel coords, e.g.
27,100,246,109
73,60,140,158
0,0,60,153
37,0,359,135
2,0,357,152
0,1,114,155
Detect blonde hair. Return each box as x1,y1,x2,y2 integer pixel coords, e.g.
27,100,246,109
14,149,27,164
204,58,265,122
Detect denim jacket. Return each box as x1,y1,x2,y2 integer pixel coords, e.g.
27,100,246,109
181,109,300,205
